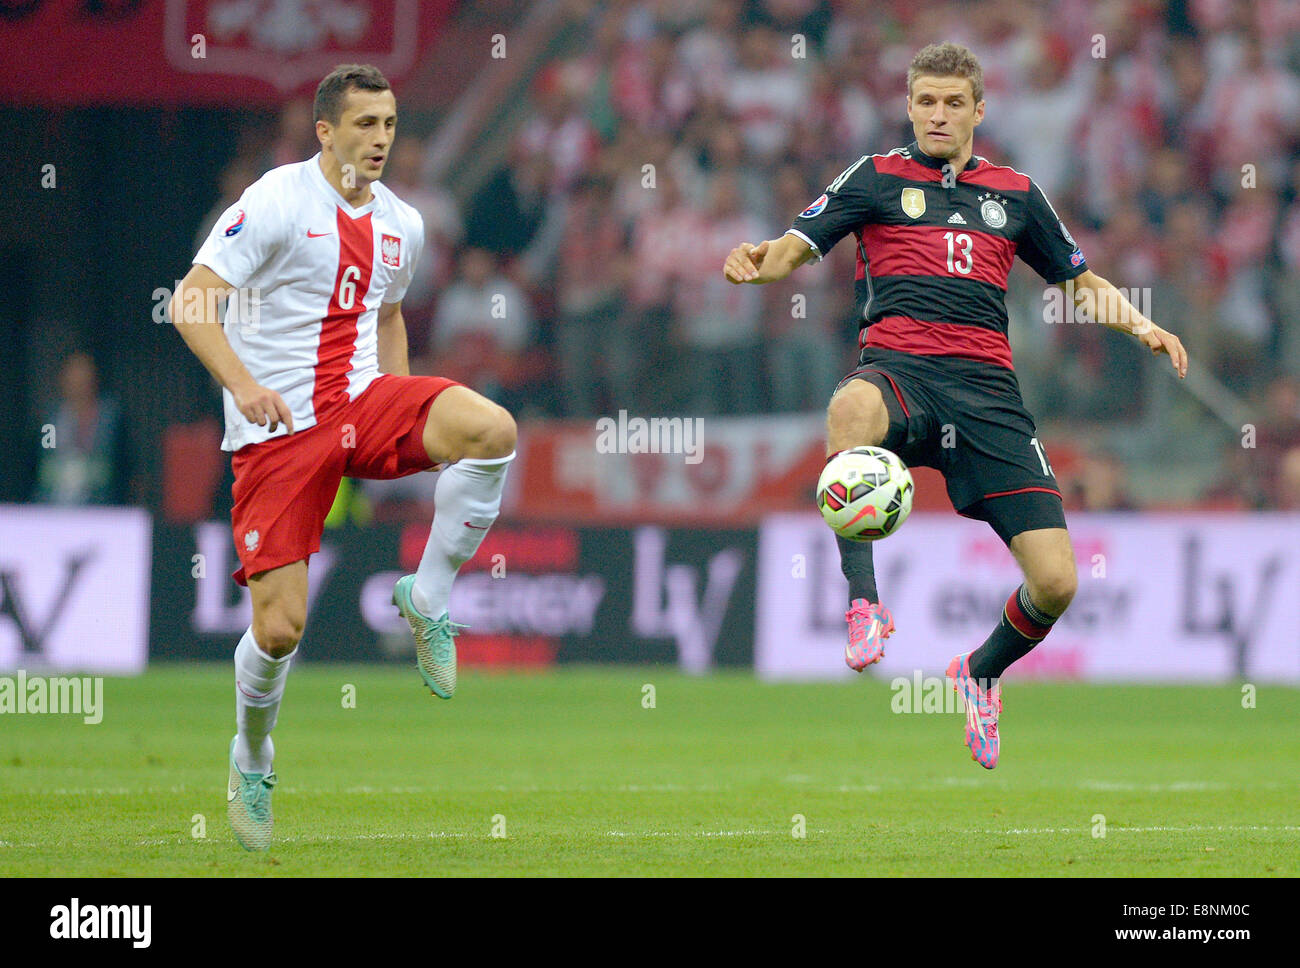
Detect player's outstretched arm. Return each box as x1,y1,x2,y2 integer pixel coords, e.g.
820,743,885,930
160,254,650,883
170,263,295,433
723,234,814,285
1060,269,1188,379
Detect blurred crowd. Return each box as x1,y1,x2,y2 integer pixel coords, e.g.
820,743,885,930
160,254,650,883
410,0,1300,417
121,0,1300,512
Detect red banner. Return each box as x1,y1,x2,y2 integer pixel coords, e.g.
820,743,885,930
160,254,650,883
510,414,954,526
2,0,455,106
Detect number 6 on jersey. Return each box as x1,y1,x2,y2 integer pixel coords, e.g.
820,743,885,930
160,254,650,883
338,265,361,310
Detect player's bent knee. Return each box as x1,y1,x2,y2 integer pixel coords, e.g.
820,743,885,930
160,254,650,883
252,611,305,658
425,388,517,462
253,624,302,658
477,404,517,458
454,400,515,459
1031,570,1077,617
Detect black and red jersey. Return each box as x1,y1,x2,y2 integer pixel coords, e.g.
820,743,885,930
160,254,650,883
786,141,1088,370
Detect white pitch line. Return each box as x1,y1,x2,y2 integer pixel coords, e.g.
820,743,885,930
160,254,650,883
45,788,136,795
606,829,831,838
8,823,1297,851
263,829,823,843
341,786,433,795
282,832,470,843
1076,781,1230,792
15,785,738,796
616,784,694,792
13,777,1300,796
981,825,1300,835
124,832,474,846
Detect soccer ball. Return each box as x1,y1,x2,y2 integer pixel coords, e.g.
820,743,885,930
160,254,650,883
816,446,914,541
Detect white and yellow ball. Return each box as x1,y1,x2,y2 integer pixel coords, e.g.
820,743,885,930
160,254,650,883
816,446,914,541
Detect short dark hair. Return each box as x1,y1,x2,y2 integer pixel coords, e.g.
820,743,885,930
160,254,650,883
907,42,984,103
313,64,392,125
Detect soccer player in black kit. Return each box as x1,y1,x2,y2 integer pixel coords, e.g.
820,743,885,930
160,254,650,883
723,42,1187,768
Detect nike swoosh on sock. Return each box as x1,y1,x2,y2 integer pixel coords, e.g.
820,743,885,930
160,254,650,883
236,680,272,700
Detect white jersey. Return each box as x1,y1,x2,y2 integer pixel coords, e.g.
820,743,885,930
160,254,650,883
193,154,424,451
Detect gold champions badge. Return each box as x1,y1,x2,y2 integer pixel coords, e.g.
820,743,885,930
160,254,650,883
901,187,926,219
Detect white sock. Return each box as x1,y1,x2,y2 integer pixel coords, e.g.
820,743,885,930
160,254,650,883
234,627,295,775
412,451,515,617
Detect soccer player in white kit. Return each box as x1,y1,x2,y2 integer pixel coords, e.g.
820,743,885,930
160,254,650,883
170,65,516,851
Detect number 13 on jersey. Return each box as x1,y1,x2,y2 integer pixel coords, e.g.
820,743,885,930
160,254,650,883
944,231,972,275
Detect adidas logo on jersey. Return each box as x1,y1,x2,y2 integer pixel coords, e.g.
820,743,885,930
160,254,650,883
948,212,967,224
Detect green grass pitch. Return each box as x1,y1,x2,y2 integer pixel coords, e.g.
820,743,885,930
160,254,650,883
2,665,1297,876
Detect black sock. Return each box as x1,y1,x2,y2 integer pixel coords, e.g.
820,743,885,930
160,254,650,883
837,535,878,605
968,584,1058,682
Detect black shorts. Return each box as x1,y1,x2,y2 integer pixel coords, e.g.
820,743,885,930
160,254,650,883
834,347,1067,545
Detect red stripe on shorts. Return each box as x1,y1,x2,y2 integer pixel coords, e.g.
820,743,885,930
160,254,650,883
851,367,911,418
982,486,1062,500
313,209,374,416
